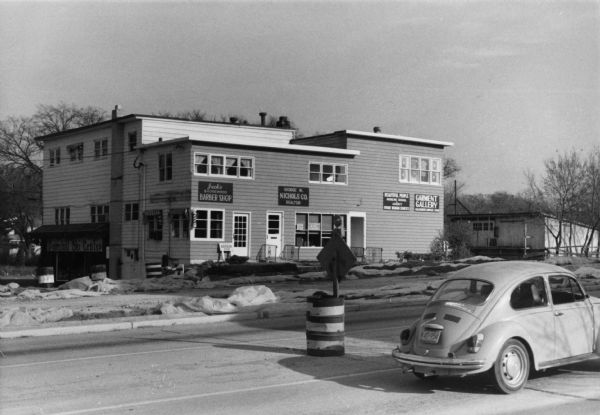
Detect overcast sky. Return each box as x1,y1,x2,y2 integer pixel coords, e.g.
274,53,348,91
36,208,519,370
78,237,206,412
1,0,598,194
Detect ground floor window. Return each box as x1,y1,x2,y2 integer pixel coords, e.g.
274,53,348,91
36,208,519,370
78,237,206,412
170,210,189,239
192,209,224,240
144,210,163,241
295,213,346,247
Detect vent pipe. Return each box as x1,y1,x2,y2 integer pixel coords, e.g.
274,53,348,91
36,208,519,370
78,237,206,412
259,112,267,126
112,104,122,120
373,126,381,133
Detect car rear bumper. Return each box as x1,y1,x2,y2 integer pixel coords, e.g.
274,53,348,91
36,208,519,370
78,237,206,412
392,347,486,373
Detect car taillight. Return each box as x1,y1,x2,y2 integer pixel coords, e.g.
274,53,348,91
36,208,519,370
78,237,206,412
400,328,412,345
466,333,484,353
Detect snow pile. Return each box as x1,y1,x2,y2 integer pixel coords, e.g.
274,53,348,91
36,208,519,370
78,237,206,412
1,307,74,327
155,285,279,316
574,266,600,279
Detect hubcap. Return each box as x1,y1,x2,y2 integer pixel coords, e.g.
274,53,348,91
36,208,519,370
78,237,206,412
502,347,525,386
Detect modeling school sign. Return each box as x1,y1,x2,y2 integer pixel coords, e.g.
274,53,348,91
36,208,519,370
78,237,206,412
383,192,410,211
278,186,309,206
198,182,233,203
414,194,440,212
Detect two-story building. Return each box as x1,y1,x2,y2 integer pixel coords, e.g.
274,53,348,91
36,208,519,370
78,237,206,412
32,109,453,281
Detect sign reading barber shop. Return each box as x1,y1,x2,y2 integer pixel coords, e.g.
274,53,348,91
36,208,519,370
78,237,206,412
414,194,440,212
198,181,233,203
278,186,309,206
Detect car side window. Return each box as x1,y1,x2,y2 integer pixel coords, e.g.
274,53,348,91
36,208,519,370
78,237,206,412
510,276,548,310
549,275,585,305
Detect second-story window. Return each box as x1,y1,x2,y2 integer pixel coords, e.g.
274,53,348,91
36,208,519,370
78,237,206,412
49,148,61,167
194,153,254,179
55,207,70,225
94,139,108,159
309,162,347,184
67,143,84,162
399,155,441,185
159,152,172,182
125,203,139,221
128,131,137,151
91,205,109,223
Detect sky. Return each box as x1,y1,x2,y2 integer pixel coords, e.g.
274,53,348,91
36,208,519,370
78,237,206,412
1,0,598,195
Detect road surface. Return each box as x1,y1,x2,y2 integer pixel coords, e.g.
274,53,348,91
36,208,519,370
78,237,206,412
1,307,599,415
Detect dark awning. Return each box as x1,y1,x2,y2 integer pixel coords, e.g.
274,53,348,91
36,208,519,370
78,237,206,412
29,223,109,238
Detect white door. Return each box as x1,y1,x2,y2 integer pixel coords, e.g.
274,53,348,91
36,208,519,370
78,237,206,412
231,213,249,257
266,212,283,258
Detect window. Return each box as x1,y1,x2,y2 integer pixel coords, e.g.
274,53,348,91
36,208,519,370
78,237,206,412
194,152,254,179
171,213,189,238
295,213,346,247
145,210,163,241
399,155,441,185
473,222,494,231
94,139,108,159
549,275,586,305
192,209,224,240
125,203,139,221
510,277,548,309
67,143,84,162
159,152,172,182
54,207,70,225
91,205,109,223
432,279,494,307
128,131,137,151
49,148,61,167
308,162,347,184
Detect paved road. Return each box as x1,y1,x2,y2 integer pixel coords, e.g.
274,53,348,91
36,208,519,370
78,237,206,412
1,307,599,415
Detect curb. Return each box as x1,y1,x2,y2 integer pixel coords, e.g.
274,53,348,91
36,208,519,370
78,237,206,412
0,298,427,339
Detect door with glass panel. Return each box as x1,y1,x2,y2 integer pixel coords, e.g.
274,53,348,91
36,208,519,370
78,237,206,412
231,213,249,257
266,212,283,258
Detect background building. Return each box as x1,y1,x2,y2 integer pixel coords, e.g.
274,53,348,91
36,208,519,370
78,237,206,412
32,110,453,281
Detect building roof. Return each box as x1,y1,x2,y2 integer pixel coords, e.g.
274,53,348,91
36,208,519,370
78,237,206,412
293,130,454,148
138,136,361,156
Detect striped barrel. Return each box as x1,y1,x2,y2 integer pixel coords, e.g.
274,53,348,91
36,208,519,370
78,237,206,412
36,266,55,287
146,263,162,278
90,264,107,281
306,295,345,356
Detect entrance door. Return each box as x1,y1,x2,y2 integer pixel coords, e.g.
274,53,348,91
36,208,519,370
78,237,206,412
266,212,283,258
232,213,250,257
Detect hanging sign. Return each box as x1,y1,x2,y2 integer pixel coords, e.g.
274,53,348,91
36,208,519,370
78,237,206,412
278,186,309,206
414,194,440,212
198,182,233,203
383,192,410,211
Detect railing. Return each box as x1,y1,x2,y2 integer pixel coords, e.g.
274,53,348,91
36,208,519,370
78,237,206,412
257,244,278,262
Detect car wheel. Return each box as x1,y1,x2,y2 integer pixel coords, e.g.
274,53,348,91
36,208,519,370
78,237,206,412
491,339,529,394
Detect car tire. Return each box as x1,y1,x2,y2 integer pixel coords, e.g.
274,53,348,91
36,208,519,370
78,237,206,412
491,339,529,394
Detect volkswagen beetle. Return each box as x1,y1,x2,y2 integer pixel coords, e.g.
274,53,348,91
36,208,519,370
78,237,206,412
392,261,600,393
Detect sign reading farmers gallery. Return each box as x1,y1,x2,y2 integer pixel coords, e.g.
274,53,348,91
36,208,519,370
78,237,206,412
198,182,233,203
414,194,440,212
383,192,410,211
278,186,309,206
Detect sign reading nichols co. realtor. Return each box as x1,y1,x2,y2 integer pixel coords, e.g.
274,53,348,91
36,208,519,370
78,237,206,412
198,182,233,203
414,194,440,212
278,186,309,206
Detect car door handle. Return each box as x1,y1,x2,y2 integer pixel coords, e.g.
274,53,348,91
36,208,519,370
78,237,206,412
554,311,564,316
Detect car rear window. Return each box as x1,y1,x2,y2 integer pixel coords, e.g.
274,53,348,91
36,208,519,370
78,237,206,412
431,279,494,306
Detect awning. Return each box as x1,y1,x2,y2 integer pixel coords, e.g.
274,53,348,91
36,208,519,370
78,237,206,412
29,223,109,238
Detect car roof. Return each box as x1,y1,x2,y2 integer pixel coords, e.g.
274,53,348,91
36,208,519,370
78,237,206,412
448,261,572,289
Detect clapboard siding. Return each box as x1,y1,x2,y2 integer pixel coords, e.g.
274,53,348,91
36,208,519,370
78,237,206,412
140,118,294,146
42,127,112,224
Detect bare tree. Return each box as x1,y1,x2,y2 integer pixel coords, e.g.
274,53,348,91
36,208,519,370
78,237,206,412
526,150,588,255
0,103,106,262
580,147,600,256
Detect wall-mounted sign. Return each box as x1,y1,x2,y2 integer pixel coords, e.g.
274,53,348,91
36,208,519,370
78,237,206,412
198,182,233,203
278,186,309,206
383,192,410,211
415,194,440,212
48,238,104,252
